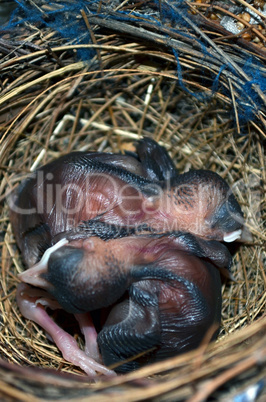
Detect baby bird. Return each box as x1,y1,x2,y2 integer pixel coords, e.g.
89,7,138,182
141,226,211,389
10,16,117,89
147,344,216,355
9,138,244,269
17,231,230,374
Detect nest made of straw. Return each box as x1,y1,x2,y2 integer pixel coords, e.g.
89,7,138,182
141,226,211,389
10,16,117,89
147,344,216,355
0,1,265,401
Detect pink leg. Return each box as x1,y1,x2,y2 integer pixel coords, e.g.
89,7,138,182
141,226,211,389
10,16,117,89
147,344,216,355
16,283,115,377
75,313,101,362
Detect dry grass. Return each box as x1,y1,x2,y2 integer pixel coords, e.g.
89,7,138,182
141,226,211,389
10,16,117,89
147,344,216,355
0,1,265,400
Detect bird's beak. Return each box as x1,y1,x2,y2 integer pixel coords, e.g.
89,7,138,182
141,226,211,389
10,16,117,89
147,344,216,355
19,238,69,288
223,229,242,242
223,226,253,243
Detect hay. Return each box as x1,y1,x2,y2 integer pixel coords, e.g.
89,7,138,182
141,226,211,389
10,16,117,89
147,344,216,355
0,1,265,400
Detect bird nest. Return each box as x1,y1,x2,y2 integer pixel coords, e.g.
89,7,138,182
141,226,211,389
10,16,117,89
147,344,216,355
0,1,265,401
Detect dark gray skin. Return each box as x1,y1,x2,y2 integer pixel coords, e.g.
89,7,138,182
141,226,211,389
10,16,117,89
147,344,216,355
9,138,244,268
98,254,223,372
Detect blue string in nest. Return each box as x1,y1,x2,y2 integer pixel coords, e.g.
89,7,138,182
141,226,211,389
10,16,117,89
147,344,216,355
4,0,266,125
